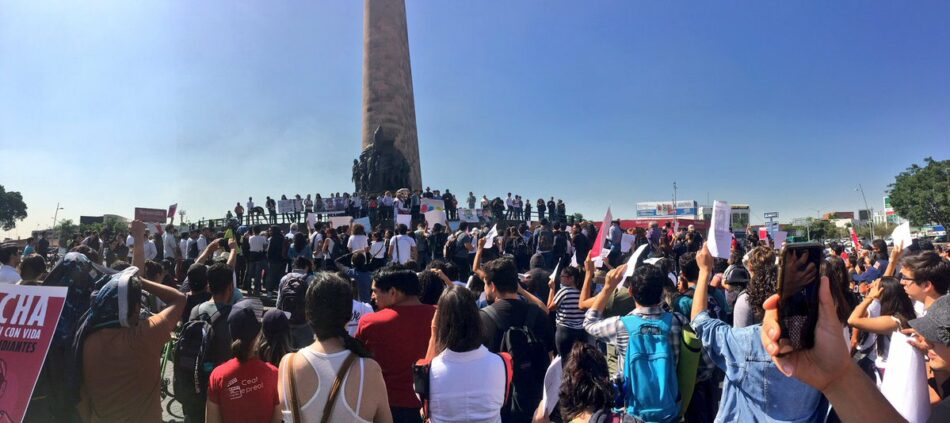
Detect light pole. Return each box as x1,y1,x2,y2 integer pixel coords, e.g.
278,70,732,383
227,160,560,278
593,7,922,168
855,185,874,239
672,181,678,231
51,202,64,231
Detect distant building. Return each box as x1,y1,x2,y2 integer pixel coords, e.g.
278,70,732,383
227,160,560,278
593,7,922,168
823,211,854,220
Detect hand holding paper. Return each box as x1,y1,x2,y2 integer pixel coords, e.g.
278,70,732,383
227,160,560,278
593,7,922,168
707,200,731,259
623,244,649,278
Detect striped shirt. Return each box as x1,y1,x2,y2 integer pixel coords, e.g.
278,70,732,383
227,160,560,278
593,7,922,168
553,287,585,329
584,305,684,378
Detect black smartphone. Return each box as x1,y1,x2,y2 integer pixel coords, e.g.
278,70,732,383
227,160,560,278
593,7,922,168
777,242,823,350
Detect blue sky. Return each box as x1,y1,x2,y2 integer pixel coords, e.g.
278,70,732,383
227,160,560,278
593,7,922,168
2,1,948,238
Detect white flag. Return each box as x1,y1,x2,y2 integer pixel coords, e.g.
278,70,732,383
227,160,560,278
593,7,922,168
483,224,499,249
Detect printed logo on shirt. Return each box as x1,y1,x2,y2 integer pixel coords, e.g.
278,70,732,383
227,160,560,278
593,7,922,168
226,376,264,401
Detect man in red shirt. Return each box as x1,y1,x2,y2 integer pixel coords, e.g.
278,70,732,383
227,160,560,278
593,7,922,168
356,266,436,423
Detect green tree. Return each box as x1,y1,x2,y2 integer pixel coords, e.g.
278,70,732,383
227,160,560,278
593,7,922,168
0,185,28,231
56,219,78,245
889,157,950,228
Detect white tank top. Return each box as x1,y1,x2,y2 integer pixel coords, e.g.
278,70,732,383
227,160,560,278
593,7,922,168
281,348,370,423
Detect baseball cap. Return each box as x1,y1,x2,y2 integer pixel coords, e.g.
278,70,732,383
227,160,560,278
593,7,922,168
262,308,291,338
724,265,750,286
228,300,261,344
909,295,950,346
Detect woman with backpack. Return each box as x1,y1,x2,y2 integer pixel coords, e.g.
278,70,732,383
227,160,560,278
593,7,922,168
557,343,614,423
321,227,344,269
278,272,392,423
288,232,312,262
418,286,509,423
206,300,281,423
369,231,388,270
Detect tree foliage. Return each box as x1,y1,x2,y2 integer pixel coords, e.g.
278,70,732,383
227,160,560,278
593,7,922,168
0,185,28,231
56,219,78,243
889,157,950,228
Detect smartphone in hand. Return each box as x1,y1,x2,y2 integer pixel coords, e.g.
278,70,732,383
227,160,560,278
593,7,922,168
777,242,823,350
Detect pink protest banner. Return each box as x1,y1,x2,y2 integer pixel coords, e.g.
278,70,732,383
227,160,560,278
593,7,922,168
589,207,613,259
167,203,178,218
134,207,168,224
0,284,67,423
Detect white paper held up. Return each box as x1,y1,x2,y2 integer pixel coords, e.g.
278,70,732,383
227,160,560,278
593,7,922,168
483,224,499,249
623,244,649,279
707,200,732,259
892,222,912,249
395,214,412,228
620,233,637,253
773,231,788,249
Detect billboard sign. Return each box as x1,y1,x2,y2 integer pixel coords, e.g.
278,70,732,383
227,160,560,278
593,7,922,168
636,200,697,218
133,208,168,224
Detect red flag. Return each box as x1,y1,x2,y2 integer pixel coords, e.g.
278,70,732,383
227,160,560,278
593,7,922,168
589,207,613,259
849,227,862,251
167,203,177,218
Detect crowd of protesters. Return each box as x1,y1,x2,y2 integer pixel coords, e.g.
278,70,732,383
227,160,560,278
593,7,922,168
2,200,950,423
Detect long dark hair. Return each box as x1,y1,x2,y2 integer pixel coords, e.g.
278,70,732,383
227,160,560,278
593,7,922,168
745,262,777,321
822,257,854,324
435,286,483,353
877,276,915,357
559,343,612,421
305,272,372,358
293,232,307,253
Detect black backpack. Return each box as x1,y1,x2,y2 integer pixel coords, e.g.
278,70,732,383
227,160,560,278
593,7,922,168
536,229,554,252
512,235,529,258
553,232,568,257
483,305,550,420
174,306,231,411
188,240,199,259
453,232,470,259
278,273,309,324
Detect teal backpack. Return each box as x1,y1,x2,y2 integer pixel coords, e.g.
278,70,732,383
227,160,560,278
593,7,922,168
619,313,680,423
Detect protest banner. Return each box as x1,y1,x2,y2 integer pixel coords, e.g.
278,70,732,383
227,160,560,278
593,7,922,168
458,208,480,223
330,216,353,229
636,200,697,218
424,210,447,230
353,217,372,232
396,214,413,229
0,284,68,423
134,207,168,224
589,207,612,259
420,198,445,213
277,199,295,214
167,203,178,218
707,201,732,259
758,227,769,245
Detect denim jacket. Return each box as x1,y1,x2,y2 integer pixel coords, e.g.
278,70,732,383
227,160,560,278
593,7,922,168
691,311,824,422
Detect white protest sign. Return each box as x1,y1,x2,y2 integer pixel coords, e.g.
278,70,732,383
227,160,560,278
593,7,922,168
329,216,353,229
306,213,317,231
881,332,931,423
483,224,499,249
396,214,413,228
707,200,732,259
570,254,579,268
891,222,912,249
295,199,303,212
458,208,480,223
623,244,649,279
424,210,447,230
353,216,372,232
620,233,637,253
593,244,610,268
773,231,788,249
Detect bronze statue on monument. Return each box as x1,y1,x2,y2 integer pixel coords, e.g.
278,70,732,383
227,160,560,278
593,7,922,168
353,126,411,194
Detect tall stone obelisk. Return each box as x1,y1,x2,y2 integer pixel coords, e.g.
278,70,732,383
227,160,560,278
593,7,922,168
362,0,422,190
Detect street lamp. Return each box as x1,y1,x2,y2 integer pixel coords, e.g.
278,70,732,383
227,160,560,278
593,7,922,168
855,185,874,239
51,203,64,230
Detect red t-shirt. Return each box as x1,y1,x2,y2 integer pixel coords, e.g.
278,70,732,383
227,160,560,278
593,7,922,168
207,358,279,423
355,303,436,408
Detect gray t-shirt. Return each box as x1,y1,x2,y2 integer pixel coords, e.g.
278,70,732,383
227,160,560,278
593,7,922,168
732,291,757,328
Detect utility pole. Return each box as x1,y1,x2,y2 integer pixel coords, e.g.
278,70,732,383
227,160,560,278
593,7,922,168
51,202,64,241
856,184,874,239
673,181,678,231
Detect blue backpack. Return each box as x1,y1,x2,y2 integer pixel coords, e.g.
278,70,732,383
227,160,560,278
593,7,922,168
619,313,680,423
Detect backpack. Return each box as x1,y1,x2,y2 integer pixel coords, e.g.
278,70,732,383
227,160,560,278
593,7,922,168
330,238,346,260
483,305,550,420
444,233,459,259
453,232,470,259
174,306,231,411
618,313,680,423
552,232,568,257
188,240,199,259
277,273,309,324
511,235,529,258
676,288,724,321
